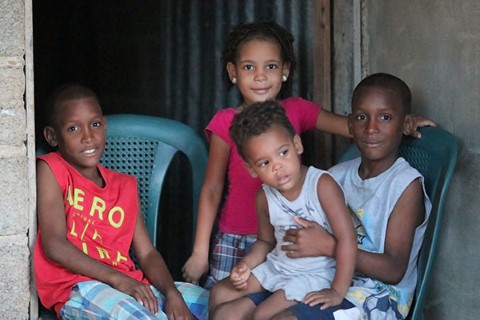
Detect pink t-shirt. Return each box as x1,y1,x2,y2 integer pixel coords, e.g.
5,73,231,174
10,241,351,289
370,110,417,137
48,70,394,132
34,152,148,316
206,97,321,234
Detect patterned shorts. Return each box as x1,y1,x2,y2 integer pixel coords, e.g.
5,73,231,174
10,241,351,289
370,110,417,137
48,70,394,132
203,232,256,289
60,280,209,320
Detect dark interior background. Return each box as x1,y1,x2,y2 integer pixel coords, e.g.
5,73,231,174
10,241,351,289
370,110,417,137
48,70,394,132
33,0,316,280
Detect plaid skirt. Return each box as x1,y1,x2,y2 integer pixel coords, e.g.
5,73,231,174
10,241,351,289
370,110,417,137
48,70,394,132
204,231,256,289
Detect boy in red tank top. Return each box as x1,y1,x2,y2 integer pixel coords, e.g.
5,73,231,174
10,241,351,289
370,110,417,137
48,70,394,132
34,83,208,319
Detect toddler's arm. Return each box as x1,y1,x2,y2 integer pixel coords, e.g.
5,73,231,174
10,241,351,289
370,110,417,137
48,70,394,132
304,174,357,309
229,189,275,290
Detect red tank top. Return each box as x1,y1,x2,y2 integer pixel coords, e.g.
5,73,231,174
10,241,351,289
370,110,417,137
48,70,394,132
34,152,148,315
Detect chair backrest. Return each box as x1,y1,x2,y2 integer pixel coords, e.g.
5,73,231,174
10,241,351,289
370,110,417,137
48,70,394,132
36,114,208,247
336,126,457,319
101,114,207,246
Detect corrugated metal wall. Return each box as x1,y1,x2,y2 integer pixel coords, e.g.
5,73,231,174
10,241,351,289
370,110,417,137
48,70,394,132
34,0,314,136
157,0,315,131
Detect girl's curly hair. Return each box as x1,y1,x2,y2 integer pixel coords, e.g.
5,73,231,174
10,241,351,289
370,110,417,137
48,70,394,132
221,21,296,99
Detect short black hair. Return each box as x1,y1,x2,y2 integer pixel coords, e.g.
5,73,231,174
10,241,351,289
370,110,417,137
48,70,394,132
352,73,412,115
230,100,295,160
45,83,101,126
222,21,296,99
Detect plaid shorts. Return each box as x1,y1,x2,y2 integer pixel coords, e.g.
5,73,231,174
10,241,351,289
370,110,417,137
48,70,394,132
60,280,209,320
204,232,256,289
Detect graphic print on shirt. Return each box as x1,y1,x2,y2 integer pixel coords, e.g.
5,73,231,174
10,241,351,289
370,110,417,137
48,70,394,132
350,206,366,245
66,184,129,267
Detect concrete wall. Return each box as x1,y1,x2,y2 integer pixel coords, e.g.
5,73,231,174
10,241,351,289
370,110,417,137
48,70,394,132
334,1,479,319
0,0,35,318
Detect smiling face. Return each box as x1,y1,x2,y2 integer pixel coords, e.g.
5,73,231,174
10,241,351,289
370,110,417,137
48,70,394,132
243,126,304,199
349,87,407,176
44,97,106,178
227,39,290,106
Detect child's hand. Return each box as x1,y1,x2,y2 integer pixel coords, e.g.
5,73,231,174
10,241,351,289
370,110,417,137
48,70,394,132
182,252,209,285
164,290,194,320
229,262,251,290
282,216,335,258
114,276,158,314
404,114,436,138
304,288,343,309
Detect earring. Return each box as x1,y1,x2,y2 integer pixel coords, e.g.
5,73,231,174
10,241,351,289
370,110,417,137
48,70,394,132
282,75,288,82
232,78,237,84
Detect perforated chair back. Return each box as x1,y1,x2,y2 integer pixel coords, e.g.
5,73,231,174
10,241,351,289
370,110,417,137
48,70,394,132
101,114,207,246
336,126,457,320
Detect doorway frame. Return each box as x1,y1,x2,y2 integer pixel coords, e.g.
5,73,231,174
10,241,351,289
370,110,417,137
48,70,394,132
312,0,333,168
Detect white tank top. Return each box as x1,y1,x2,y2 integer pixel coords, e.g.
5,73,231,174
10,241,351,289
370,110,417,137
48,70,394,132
329,157,432,318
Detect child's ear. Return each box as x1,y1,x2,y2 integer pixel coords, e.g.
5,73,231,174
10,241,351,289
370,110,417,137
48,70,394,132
293,134,304,155
402,114,414,136
243,162,258,178
282,62,291,79
226,62,237,83
43,126,58,147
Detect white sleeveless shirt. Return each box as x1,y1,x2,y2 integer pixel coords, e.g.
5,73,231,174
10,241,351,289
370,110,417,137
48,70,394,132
252,166,340,302
329,157,431,318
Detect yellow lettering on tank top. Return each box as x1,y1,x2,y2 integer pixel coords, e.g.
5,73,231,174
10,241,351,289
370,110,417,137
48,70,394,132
80,222,90,241
66,185,73,206
116,251,128,264
82,242,88,255
97,247,110,260
108,207,125,228
90,197,106,220
73,188,85,210
70,220,78,237
92,229,102,243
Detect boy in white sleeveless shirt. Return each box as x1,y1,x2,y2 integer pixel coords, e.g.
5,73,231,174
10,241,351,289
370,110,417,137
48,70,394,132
277,73,432,320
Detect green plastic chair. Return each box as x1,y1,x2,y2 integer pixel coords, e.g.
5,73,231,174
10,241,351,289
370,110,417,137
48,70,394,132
101,114,207,246
336,126,457,320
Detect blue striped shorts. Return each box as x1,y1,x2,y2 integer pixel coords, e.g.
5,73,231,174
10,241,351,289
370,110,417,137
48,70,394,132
60,280,209,319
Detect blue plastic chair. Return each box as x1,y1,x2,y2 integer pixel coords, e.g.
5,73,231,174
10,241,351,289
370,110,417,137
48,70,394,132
337,126,457,320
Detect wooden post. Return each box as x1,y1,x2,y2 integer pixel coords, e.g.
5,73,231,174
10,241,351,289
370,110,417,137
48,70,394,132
312,0,333,169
